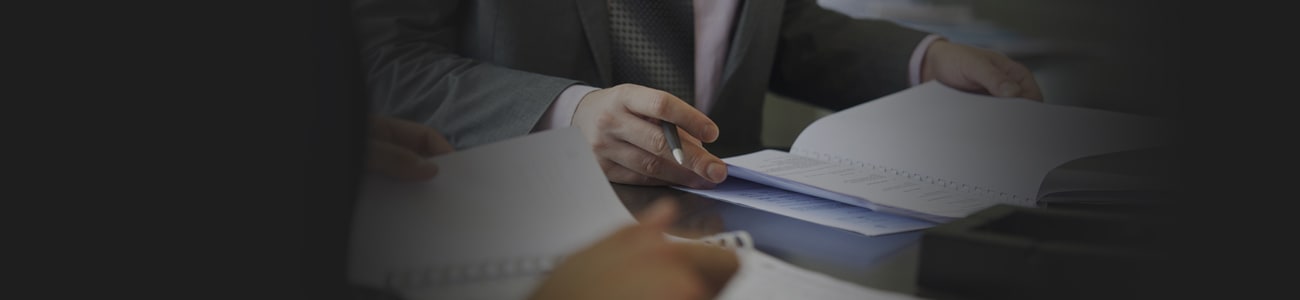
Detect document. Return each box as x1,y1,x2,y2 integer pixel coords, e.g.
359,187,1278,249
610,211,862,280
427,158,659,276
348,128,637,298
724,150,994,222
675,178,934,236
694,82,1173,222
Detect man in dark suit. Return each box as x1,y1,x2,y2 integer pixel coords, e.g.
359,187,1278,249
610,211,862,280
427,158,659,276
326,0,742,296
353,0,1042,189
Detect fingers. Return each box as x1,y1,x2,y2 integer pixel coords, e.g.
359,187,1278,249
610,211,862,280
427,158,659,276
365,115,453,180
599,160,671,186
1010,67,1043,101
372,115,456,156
637,199,679,231
618,85,720,143
962,56,1019,98
676,243,740,293
1015,74,1043,101
634,200,735,296
678,129,704,147
610,116,727,184
366,140,439,180
573,85,727,188
990,56,1044,101
660,270,712,300
418,127,455,156
677,127,728,183
598,139,717,189
931,42,1043,101
635,201,733,300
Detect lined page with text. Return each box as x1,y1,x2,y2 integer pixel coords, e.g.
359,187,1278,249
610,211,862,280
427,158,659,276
724,150,1005,220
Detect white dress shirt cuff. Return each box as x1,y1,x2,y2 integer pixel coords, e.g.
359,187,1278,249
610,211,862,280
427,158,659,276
909,34,946,86
534,84,600,131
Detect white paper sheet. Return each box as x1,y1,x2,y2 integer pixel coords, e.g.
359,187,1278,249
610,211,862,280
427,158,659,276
717,248,923,300
792,81,1172,201
348,128,637,293
724,150,995,220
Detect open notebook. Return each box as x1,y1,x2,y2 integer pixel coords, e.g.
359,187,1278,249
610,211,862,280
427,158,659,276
349,128,921,299
680,81,1174,230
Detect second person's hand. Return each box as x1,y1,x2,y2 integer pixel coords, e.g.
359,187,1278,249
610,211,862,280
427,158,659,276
921,39,1044,101
529,200,739,300
571,84,728,189
366,115,455,180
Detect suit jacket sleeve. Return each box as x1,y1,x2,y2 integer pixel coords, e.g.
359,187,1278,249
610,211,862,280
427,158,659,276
769,0,930,111
353,0,580,149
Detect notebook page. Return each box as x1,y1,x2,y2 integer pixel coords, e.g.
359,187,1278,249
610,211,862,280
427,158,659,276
791,81,1172,200
725,150,996,220
348,128,637,290
717,248,923,300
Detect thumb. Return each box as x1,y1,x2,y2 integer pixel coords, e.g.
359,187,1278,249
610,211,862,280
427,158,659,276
637,199,679,231
367,140,440,180
677,243,739,293
965,58,1020,97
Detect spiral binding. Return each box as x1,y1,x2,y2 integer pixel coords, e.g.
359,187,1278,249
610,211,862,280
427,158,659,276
681,231,754,250
383,254,565,289
383,231,758,289
791,148,1032,206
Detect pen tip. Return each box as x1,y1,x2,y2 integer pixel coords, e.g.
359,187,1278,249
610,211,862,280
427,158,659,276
673,149,685,165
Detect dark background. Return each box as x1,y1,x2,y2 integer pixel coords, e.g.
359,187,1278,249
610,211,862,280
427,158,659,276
11,0,1274,299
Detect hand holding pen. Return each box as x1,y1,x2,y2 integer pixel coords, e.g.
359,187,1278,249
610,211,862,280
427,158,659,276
569,84,729,189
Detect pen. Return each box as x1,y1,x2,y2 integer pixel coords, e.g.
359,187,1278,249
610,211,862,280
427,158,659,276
661,122,685,165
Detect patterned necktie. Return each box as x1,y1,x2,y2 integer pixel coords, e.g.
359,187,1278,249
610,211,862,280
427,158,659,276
608,0,695,105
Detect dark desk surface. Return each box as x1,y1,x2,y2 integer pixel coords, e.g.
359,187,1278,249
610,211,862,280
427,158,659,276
611,183,926,296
